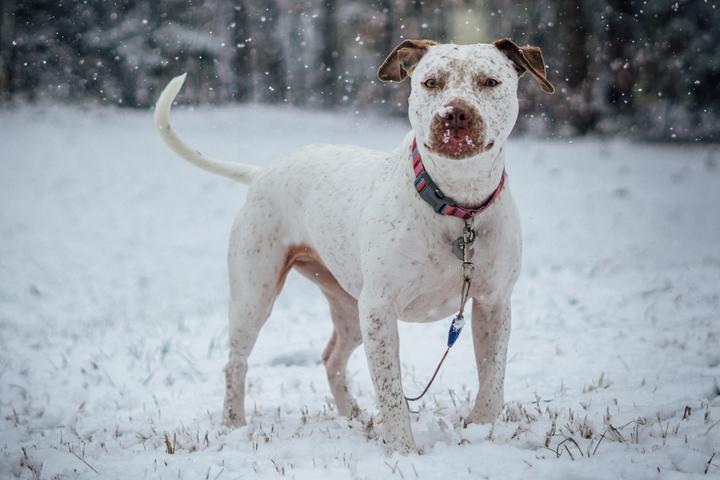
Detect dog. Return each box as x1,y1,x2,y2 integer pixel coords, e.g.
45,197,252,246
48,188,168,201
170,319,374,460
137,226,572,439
155,38,554,453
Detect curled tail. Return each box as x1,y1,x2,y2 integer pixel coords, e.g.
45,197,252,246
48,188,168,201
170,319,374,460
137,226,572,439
154,74,258,184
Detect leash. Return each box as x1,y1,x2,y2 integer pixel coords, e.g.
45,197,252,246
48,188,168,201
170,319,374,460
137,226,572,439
404,138,506,405
404,218,474,403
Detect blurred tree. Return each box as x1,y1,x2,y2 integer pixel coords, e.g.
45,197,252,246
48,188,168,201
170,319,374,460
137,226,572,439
554,0,595,133
316,0,339,107
1,0,718,141
376,0,395,107
252,0,287,103
0,0,16,101
286,2,308,105
604,0,636,114
230,0,252,101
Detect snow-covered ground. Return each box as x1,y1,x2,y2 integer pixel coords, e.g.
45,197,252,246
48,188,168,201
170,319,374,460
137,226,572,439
1,104,718,479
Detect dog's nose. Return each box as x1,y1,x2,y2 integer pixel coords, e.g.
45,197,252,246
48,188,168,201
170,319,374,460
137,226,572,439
441,101,473,133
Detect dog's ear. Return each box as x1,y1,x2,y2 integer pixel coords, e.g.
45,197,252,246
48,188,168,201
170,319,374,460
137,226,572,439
377,39,438,82
494,39,555,94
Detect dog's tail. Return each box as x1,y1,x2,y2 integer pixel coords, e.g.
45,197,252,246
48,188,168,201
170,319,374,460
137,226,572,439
154,73,259,184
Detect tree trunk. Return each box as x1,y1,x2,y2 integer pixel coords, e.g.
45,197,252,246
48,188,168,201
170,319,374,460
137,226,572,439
555,0,589,89
0,0,16,101
316,0,339,107
554,0,595,133
253,0,286,103
231,0,252,101
286,2,306,105
604,0,635,113
376,0,394,107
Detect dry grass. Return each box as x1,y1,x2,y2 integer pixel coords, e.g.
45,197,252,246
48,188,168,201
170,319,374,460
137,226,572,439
492,388,714,470
163,432,176,454
583,372,612,393
20,447,42,480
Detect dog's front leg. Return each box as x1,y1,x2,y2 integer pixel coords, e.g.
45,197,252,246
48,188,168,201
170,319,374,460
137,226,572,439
359,295,416,453
466,298,511,424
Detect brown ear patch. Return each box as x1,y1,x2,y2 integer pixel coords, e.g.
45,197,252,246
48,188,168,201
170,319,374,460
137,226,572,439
494,39,555,94
377,39,438,83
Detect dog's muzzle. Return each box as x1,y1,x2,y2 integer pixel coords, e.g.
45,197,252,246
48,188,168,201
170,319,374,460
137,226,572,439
428,100,488,159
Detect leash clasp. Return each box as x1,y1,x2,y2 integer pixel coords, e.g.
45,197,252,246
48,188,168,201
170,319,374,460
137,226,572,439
462,220,475,245
461,261,474,279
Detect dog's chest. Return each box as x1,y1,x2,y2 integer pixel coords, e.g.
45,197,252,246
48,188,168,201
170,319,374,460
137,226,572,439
396,217,518,323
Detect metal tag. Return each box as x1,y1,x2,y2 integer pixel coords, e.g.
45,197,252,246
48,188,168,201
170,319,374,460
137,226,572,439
451,236,465,260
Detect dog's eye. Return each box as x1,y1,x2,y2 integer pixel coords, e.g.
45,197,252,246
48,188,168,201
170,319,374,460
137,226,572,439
422,78,439,89
483,78,501,87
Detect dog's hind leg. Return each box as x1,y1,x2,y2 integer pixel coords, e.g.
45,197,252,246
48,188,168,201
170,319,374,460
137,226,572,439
322,293,362,417
291,249,363,418
321,330,338,364
223,208,287,428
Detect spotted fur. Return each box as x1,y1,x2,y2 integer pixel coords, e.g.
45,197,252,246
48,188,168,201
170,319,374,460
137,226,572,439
155,39,554,454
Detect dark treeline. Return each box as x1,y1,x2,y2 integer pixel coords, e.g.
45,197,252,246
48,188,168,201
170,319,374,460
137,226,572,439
1,0,718,141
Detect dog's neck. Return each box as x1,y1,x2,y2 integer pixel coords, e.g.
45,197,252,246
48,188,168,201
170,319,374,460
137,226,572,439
415,141,507,208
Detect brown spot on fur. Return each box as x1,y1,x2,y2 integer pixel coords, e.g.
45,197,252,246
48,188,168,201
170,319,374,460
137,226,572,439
377,39,438,82
493,38,555,94
279,244,354,303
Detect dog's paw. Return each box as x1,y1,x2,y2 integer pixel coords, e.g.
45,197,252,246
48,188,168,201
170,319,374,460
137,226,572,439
465,407,500,426
380,423,418,455
383,437,418,455
340,401,364,419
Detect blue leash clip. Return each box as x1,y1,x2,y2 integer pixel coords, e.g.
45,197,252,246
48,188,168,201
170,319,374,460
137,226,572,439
447,313,465,348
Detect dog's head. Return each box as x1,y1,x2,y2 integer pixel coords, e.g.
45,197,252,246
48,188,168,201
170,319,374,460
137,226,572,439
378,39,554,160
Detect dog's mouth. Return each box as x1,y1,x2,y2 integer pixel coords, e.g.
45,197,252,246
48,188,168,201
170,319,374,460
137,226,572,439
427,114,490,159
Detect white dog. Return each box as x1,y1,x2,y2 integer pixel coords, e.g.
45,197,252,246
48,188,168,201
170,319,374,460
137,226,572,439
155,38,554,453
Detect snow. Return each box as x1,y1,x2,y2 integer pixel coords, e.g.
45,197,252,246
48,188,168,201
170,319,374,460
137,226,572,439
1,104,719,479
438,105,454,117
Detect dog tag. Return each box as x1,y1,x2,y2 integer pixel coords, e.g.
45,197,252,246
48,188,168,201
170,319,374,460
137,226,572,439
451,237,465,260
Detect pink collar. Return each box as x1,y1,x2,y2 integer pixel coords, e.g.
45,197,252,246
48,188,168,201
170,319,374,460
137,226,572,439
410,138,507,219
